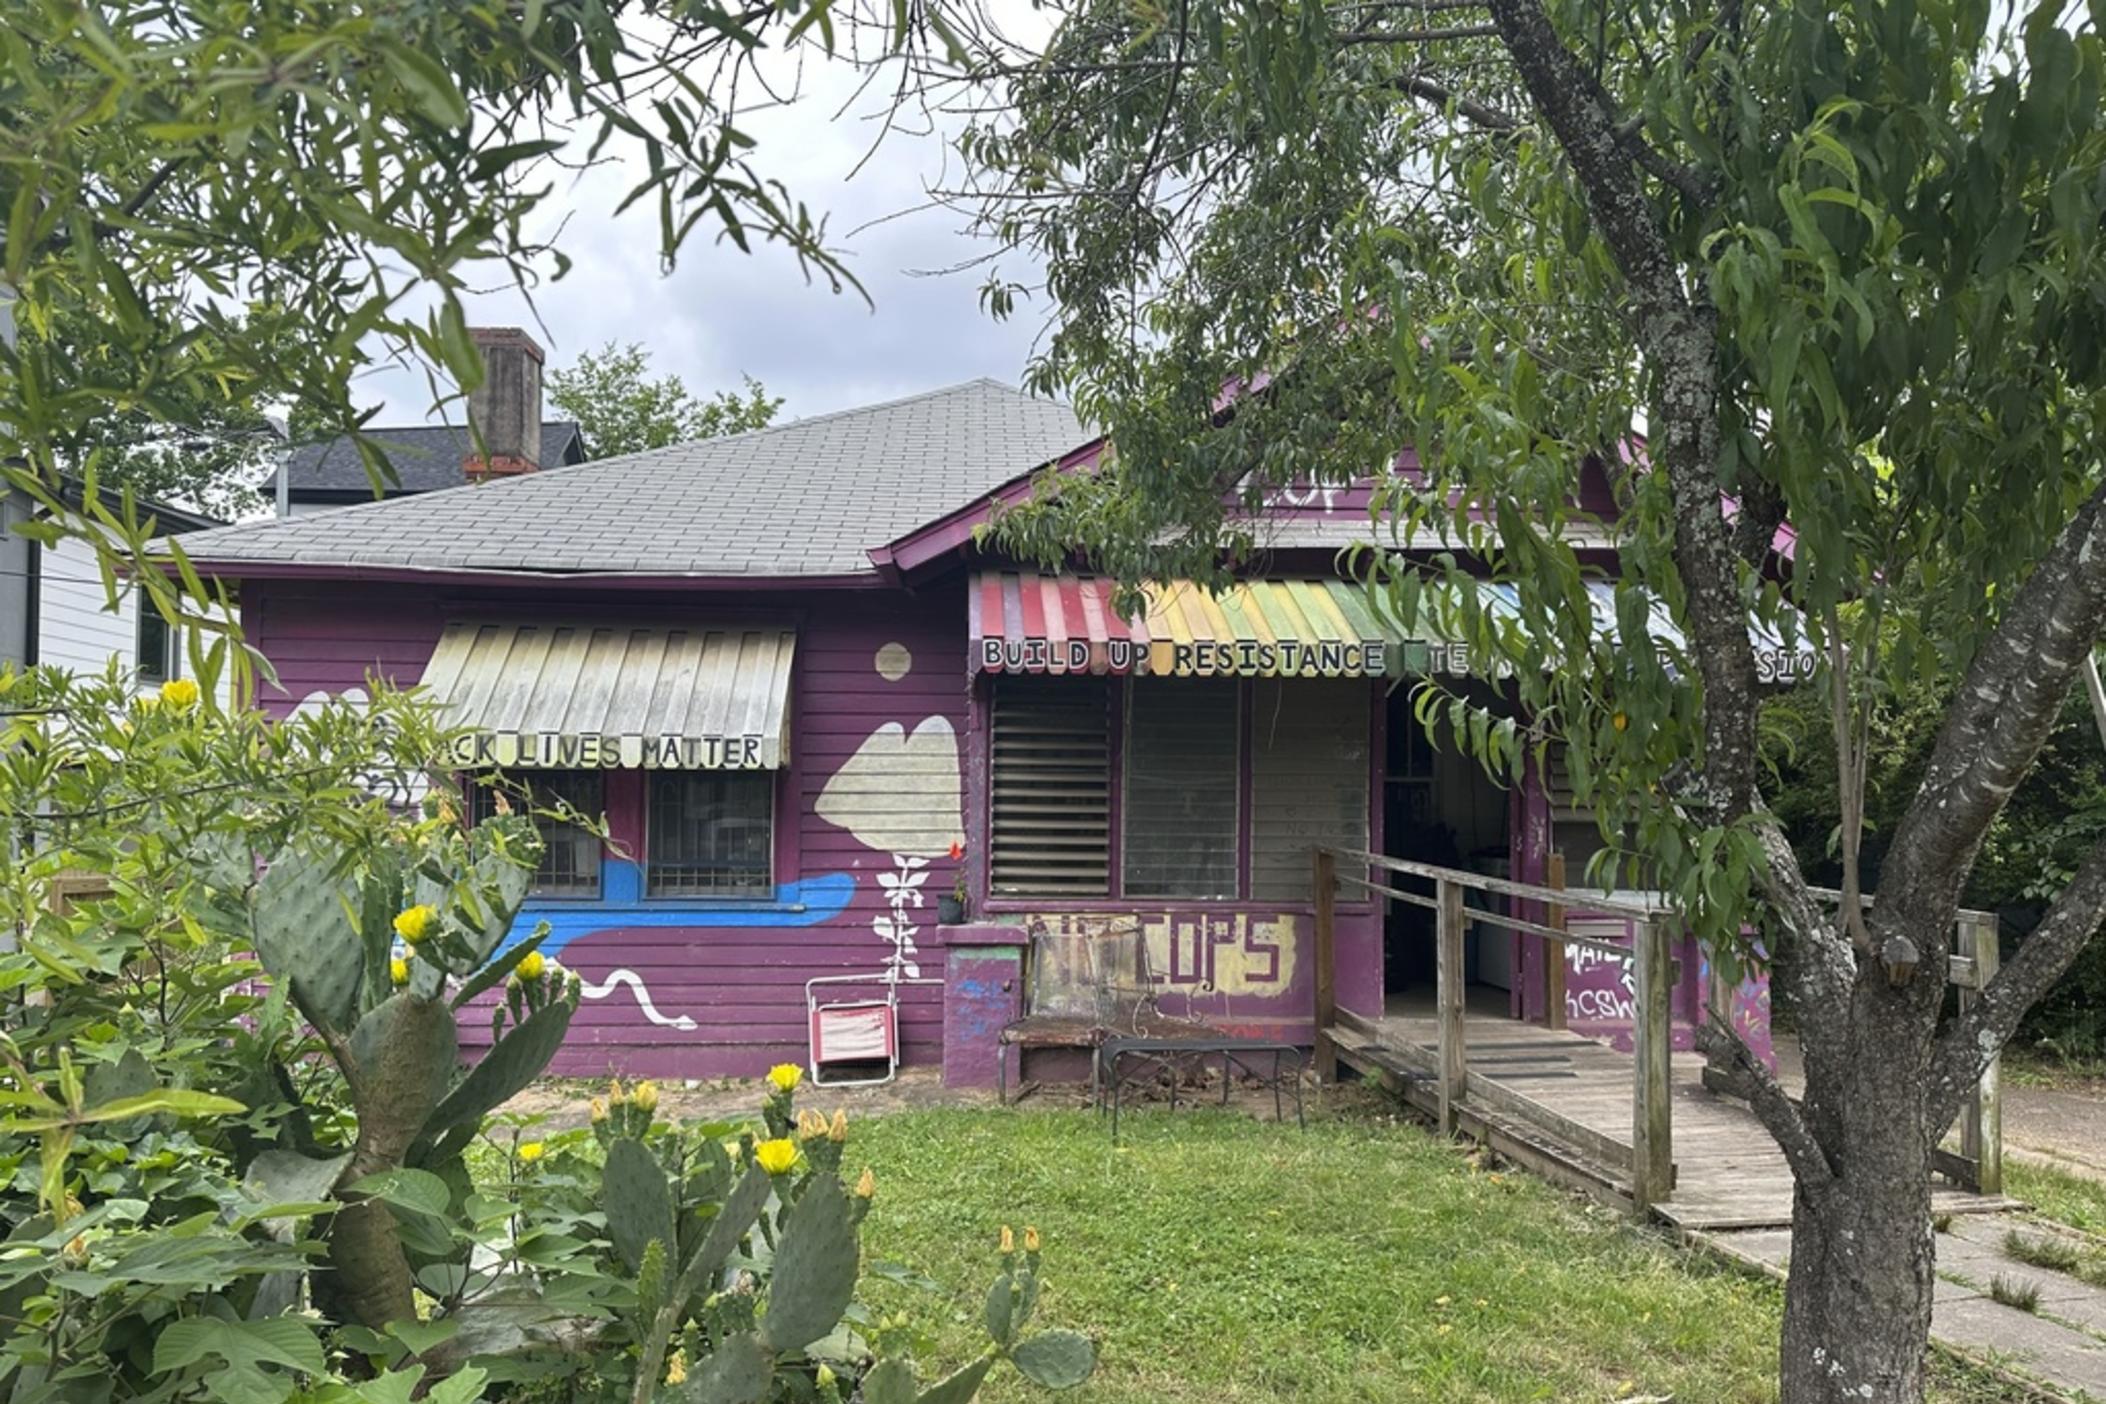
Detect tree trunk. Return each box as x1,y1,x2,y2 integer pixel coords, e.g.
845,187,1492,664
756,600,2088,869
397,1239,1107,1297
1779,996,1939,1404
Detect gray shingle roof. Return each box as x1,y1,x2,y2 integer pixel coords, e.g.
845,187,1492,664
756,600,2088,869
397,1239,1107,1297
271,420,586,498
181,381,1087,578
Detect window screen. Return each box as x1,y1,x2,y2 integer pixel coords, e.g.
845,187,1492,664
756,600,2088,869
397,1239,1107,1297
1249,680,1372,900
469,770,604,898
989,676,1111,896
648,772,774,897
1122,680,1239,898
136,591,174,685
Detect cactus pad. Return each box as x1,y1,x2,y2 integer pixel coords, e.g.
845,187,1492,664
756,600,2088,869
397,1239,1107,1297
602,1137,675,1274
1010,1330,1096,1389
673,1331,772,1404
761,1173,858,1354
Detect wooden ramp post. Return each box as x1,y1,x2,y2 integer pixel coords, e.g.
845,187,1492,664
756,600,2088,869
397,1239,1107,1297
1436,878,1467,1136
1959,914,2004,1195
1313,849,1338,1084
1543,852,1567,1032
1631,915,1674,1214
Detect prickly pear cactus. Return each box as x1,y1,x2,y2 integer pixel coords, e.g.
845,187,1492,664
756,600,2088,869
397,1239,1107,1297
252,844,362,1032
760,1173,858,1354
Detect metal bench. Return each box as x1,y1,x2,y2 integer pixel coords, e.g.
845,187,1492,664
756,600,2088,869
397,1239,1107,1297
1099,1033,1308,1141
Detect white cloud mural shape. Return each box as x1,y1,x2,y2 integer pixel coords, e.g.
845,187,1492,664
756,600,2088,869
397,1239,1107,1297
814,716,965,859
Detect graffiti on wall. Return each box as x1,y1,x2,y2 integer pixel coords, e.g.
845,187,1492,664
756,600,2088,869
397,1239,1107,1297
1025,912,1299,997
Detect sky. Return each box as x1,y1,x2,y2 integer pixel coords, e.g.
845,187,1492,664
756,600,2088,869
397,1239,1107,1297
356,40,1055,430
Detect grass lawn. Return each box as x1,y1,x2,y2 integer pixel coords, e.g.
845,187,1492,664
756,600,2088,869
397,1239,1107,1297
849,1100,1780,1402
2008,1158,2106,1236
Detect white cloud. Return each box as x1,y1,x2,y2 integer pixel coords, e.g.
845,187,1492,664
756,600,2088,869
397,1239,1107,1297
358,33,1054,428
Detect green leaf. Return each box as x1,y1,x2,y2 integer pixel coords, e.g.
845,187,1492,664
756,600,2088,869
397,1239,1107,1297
1010,1329,1096,1389
152,1315,325,1377
384,1317,459,1360
377,39,470,128
348,1168,452,1218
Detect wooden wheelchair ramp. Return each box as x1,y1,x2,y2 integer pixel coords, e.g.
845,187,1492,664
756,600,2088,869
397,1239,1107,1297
1329,1005,2017,1230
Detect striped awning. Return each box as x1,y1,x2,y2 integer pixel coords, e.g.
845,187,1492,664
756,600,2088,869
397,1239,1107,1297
421,623,795,770
970,573,1446,678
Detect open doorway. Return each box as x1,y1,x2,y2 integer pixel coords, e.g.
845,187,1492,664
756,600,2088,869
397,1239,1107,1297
1381,684,1512,1012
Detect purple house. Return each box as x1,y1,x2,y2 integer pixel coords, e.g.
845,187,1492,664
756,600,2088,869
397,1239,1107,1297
175,376,1767,1081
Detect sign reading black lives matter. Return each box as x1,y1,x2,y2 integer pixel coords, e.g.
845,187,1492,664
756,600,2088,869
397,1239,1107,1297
448,732,773,770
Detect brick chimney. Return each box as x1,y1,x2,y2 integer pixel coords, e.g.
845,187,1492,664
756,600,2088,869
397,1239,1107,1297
462,327,544,480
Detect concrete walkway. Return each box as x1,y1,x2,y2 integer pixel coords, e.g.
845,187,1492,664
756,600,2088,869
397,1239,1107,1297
1704,1213,2106,1399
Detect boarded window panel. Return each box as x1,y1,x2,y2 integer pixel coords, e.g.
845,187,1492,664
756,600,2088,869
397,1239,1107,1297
1250,680,1372,900
990,676,1111,896
1123,680,1239,898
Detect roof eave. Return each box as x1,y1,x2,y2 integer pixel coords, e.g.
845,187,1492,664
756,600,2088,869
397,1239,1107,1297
170,559,891,592
871,433,1110,579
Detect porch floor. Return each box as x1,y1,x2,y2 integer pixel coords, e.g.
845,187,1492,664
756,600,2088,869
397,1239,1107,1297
1334,995,2018,1231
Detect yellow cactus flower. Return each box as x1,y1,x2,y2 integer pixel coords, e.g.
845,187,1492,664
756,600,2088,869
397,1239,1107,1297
816,1363,836,1388
516,949,546,981
1000,1225,1015,1254
1024,1226,1041,1252
517,1141,545,1163
590,1097,608,1124
828,1108,848,1142
1612,711,1629,732
390,956,410,987
797,1108,828,1141
754,1138,798,1175
392,904,437,944
158,678,199,710
854,1167,876,1199
632,1080,660,1114
664,1349,687,1385
766,1062,802,1093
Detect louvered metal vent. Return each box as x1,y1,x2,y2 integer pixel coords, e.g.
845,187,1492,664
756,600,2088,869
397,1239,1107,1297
989,677,1111,896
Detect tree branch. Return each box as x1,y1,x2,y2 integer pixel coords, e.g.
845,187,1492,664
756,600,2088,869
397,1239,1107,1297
1392,74,1523,131
1928,828,2106,1134
1335,23,1502,44
1695,1012,1835,1192
1872,476,2106,968
1481,0,1761,823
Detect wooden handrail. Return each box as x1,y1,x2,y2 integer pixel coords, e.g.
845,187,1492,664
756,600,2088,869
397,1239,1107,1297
1322,846,1665,919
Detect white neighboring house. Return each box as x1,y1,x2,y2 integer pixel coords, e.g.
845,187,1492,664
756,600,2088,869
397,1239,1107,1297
2,483,226,692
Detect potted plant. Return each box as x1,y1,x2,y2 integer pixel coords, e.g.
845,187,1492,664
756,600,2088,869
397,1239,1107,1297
939,844,969,925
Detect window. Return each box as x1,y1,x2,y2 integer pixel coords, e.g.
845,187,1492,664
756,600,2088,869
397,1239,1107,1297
136,591,175,685
469,771,604,898
989,676,1111,896
985,675,1376,902
648,772,773,897
1249,680,1372,899
1122,680,1239,898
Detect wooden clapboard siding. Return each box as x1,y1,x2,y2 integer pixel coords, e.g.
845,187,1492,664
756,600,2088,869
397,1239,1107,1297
246,578,969,1078
1249,679,1372,899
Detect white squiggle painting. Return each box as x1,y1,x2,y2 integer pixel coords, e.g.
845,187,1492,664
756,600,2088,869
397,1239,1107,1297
580,969,699,1031
873,855,929,981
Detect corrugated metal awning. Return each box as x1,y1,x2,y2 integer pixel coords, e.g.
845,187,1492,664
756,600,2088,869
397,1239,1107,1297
969,572,1438,678
421,623,795,769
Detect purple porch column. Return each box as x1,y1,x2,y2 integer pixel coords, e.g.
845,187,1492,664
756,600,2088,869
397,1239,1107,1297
941,924,1024,1089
